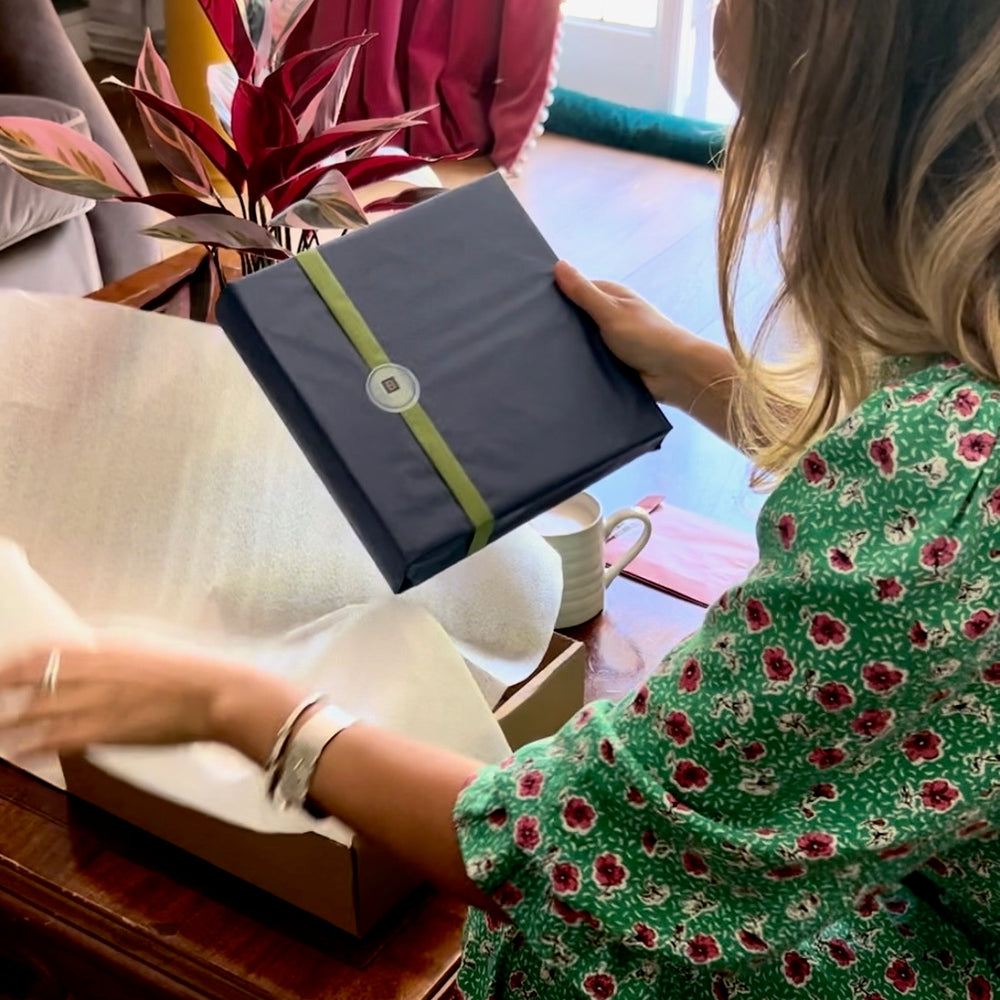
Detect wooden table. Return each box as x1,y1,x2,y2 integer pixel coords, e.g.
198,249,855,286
0,252,709,1000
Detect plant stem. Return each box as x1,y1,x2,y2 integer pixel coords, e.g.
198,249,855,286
209,247,227,289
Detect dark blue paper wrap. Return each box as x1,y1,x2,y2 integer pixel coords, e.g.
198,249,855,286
215,173,670,592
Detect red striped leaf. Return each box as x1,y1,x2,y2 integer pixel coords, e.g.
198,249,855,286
348,108,430,160
262,0,313,72
365,187,444,214
106,78,246,190
338,154,442,189
262,34,372,114
196,0,255,79
134,31,213,197
295,44,362,138
231,80,297,169
267,153,437,213
120,192,232,217
257,113,427,196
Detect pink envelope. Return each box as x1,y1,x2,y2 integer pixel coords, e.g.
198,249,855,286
605,496,759,608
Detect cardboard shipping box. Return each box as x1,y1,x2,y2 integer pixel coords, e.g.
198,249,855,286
61,633,586,937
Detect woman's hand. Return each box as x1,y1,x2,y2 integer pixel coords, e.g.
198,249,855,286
0,639,301,763
554,261,739,443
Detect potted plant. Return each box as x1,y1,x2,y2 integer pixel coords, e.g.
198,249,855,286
0,0,443,280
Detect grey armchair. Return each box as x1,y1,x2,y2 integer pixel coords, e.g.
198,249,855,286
0,0,159,294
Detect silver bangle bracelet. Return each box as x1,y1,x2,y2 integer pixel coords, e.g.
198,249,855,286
264,692,326,797
272,704,357,812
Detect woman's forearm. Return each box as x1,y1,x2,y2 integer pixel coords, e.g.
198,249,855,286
664,336,739,443
309,723,490,906
213,673,490,908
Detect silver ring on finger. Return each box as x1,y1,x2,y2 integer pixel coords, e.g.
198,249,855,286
40,648,61,698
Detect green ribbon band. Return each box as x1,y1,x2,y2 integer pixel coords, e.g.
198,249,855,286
296,249,494,555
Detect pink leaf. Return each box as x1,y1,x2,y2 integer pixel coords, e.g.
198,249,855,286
348,108,431,160
266,153,437,214
134,31,214,197
338,154,442,190
243,0,269,44
266,162,329,213
262,34,372,115
257,113,428,196
251,1,274,80
142,213,289,258
119,192,233,217
364,187,444,214
271,171,368,230
105,77,246,189
231,80,297,171
296,44,363,138
0,116,140,199
196,0,255,79
256,0,316,79
295,49,356,140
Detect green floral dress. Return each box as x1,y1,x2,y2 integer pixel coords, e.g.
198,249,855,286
453,358,1000,999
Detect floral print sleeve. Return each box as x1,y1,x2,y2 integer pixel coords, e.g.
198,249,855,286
453,360,1000,1000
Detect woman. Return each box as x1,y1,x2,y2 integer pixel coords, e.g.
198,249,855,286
4,1,1000,995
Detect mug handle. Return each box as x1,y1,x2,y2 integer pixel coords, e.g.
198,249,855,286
603,508,653,588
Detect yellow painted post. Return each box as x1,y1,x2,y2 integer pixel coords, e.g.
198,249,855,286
164,0,229,127
163,0,235,192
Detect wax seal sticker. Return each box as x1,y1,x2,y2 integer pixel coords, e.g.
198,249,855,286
366,363,420,413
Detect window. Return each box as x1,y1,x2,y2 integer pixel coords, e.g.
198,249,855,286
559,0,737,124
562,0,658,29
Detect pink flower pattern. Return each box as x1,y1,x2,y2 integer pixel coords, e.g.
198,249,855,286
663,710,694,746
870,437,897,476
809,614,850,647
952,388,981,419
802,451,828,485
957,431,995,466
453,359,1000,999
777,513,797,551
763,646,796,683
901,730,943,763
920,536,960,571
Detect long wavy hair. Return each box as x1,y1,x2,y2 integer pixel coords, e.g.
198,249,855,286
720,1,1000,484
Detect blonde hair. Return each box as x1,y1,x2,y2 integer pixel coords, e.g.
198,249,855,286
720,1,1000,485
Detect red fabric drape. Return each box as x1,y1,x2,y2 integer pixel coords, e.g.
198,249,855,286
296,0,562,170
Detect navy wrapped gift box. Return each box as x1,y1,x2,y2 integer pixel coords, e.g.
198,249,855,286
215,173,671,592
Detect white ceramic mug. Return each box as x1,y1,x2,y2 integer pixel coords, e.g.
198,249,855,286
532,492,653,629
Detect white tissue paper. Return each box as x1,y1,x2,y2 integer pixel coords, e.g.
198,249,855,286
0,540,509,841
0,291,563,832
